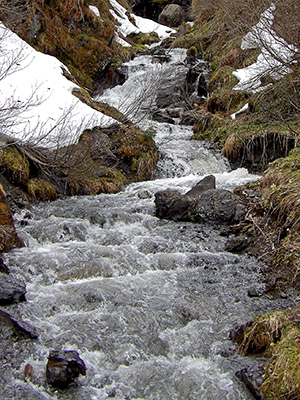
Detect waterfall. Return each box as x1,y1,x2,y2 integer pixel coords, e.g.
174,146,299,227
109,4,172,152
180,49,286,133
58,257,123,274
1,49,296,400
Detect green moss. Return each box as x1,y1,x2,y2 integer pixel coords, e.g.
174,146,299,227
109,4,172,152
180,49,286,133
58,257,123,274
0,146,30,185
207,89,248,114
208,66,238,92
107,168,129,185
186,46,198,57
131,43,148,52
27,178,58,201
128,31,160,46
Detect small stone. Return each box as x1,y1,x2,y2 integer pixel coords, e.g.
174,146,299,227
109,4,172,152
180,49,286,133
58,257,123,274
137,190,152,199
248,287,263,297
46,350,86,388
0,257,9,274
24,363,34,382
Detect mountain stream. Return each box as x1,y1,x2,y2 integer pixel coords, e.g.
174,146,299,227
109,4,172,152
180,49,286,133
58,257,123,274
1,48,297,400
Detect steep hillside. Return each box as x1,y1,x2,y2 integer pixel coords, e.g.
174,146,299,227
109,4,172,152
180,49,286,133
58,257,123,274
0,0,174,94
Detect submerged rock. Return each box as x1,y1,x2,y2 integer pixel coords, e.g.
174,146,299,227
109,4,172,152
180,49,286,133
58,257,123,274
0,310,38,341
46,350,86,388
0,274,26,305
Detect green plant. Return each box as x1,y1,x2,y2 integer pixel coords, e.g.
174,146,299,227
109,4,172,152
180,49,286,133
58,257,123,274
143,126,157,140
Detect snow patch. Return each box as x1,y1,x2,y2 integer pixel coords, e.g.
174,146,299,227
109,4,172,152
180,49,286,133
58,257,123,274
109,0,175,46
0,23,116,148
89,5,100,18
230,103,249,120
233,4,298,92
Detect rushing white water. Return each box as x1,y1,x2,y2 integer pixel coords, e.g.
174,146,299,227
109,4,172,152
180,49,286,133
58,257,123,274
1,49,296,400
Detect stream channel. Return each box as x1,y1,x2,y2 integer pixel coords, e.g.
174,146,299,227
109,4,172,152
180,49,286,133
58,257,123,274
1,48,297,399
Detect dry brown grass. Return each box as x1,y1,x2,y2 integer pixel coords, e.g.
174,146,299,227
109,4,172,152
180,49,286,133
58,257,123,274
233,306,300,399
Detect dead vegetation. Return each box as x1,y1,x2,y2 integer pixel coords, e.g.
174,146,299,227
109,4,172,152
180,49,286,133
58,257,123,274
231,306,300,399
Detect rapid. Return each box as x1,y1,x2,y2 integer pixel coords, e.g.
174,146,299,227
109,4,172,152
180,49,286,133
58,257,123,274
1,48,297,400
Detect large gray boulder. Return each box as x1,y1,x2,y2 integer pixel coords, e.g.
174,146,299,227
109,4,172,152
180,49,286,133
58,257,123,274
194,189,246,223
154,189,194,221
186,175,216,199
158,4,185,27
155,175,246,224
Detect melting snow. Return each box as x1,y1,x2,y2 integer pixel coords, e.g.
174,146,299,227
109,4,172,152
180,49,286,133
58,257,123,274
89,5,100,18
233,3,298,92
0,22,116,148
230,102,249,120
109,0,174,43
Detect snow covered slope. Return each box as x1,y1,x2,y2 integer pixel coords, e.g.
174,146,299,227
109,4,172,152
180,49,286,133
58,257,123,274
0,22,116,148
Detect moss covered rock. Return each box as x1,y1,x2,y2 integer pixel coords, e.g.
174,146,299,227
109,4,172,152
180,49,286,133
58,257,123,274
1,0,134,93
0,146,30,185
27,178,58,201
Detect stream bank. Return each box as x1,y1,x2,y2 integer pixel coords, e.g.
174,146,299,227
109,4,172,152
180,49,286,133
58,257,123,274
1,46,298,400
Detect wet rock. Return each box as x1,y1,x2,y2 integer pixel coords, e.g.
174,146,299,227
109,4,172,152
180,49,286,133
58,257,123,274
155,184,246,225
0,257,9,274
111,65,128,86
0,274,26,305
185,62,209,95
197,73,208,97
46,350,86,388
152,110,175,124
152,49,171,63
158,4,185,27
225,236,251,252
194,189,246,224
154,189,194,221
0,310,38,341
235,367,265,400
156,82,182,109
248,286,264,298
137,190,152,199
186,175,216,199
